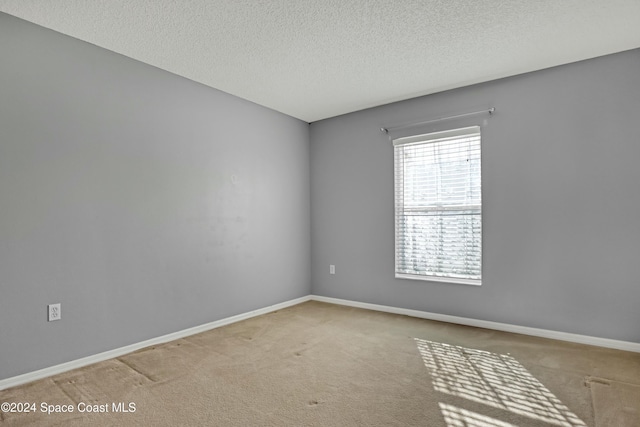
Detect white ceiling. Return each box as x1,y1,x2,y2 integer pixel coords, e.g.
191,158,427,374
1,1,639,122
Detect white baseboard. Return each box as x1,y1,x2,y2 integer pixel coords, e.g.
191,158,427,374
3,293,638,391
310,295,640,353
0,295,311,391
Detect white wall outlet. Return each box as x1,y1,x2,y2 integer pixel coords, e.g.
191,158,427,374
48,303,61,322
330,265,335,275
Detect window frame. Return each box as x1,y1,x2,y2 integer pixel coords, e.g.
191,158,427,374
393,126,482,286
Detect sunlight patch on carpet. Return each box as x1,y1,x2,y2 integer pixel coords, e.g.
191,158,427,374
439,402,517,427
415,338,585,427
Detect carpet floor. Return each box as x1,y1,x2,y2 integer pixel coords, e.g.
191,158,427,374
1,301,639,426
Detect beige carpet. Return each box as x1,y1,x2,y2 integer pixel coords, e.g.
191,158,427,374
587,377,640,426
1,301,639,426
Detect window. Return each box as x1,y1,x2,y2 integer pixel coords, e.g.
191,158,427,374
394,126,481,285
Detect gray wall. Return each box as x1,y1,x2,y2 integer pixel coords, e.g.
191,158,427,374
0,13,310,380
310,48,640,343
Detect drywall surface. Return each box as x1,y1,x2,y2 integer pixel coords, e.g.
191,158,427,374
310,48,640,343
0,13,310,380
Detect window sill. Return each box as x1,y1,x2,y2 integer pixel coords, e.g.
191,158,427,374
395,273,481,286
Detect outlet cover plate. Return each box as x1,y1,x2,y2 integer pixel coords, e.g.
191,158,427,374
48,303,61,322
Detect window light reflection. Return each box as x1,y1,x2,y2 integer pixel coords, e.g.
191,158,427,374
415,338,586,427
439,402,517,427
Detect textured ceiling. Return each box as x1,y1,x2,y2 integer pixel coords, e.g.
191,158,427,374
1,1,639,122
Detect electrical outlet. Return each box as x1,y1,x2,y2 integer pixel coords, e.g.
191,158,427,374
48,303,61,322
330,265,335,275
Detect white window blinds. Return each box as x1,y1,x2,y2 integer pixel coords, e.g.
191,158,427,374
394,126,481,285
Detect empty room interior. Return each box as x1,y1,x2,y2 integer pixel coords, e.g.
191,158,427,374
1,2,639,426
